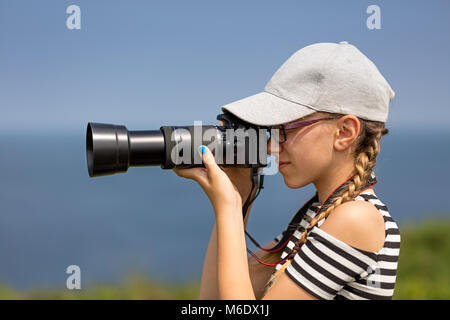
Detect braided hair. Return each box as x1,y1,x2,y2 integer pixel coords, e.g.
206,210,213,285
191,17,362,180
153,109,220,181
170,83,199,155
256,115,388,297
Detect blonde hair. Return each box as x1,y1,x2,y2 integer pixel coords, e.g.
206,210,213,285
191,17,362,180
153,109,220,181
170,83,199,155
253,115,388,298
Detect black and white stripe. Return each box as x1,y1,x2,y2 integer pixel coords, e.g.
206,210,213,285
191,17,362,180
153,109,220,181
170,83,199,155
272,190,400,300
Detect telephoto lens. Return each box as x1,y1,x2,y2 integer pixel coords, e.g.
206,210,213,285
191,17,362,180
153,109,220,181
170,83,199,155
86,113,270,177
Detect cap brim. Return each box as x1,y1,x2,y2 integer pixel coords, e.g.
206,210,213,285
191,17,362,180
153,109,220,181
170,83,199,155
221,91,317,126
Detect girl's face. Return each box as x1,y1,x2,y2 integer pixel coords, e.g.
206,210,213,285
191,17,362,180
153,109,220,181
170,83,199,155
268,112,340,189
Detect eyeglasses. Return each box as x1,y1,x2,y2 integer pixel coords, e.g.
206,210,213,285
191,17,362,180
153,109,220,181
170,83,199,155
269,117,338,144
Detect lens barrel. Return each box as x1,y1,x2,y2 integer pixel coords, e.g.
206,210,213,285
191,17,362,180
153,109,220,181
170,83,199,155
86,123,165,177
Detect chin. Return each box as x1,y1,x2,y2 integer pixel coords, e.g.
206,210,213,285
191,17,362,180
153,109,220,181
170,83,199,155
281,173,310,189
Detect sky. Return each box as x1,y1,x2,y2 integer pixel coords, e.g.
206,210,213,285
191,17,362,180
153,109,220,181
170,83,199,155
1,0,450,134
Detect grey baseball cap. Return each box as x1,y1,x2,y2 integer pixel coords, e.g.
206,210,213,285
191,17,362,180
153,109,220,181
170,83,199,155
221,41,395,126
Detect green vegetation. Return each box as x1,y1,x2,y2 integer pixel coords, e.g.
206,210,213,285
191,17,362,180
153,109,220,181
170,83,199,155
0,275,201,300
393,219,450,300
0,220,449,300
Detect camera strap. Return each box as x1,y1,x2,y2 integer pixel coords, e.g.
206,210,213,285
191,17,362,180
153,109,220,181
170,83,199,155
242,167,263,220
242,168,269,249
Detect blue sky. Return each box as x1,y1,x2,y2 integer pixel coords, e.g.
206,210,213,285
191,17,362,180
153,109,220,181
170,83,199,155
1,0,449,133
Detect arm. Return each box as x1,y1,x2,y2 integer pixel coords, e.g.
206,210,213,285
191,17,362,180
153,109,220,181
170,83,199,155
198,221,219,299
199,191,254,300
215,215,276,300
198,119,261,299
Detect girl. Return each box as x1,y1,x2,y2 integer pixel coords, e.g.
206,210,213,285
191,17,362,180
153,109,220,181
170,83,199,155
174,42,400,300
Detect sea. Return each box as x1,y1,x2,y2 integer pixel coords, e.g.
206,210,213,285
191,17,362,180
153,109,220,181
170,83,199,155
0,129,449,289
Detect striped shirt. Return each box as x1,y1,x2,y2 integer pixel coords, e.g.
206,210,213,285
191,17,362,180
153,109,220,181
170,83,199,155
272,190,401,300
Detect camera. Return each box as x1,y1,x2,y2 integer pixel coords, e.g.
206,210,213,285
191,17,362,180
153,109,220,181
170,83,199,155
86,113,273,177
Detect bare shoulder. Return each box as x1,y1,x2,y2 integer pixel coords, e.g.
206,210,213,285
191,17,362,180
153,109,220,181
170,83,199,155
319,199,386,253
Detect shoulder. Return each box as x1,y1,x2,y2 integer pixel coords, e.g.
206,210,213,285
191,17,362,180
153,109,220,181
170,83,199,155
318,198,385,253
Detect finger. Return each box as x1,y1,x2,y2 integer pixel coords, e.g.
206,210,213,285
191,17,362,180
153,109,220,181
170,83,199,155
198,145,221,179
173,167,209,186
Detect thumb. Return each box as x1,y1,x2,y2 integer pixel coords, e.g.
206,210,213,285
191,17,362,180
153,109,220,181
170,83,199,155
198,145,220,177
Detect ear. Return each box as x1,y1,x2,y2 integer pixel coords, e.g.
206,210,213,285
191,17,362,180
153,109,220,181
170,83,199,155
333,115,360,151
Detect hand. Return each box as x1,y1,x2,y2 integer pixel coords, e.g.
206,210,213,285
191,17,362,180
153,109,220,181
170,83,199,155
220,167,259,203
173,145,243,214
215,120,259,203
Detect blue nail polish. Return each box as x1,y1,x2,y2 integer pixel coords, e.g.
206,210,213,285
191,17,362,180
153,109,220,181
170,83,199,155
199,145,206,155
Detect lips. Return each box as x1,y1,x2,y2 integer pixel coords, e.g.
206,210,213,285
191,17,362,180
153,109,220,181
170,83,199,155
278,161,290,169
